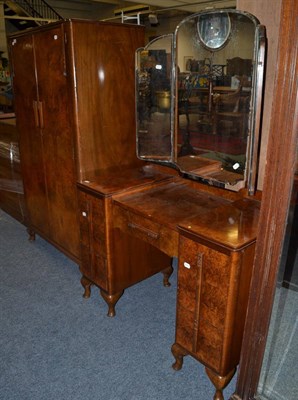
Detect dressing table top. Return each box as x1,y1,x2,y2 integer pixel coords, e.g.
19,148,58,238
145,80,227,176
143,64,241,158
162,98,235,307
77,164,175,197
113,176,260,250
178,198,260,250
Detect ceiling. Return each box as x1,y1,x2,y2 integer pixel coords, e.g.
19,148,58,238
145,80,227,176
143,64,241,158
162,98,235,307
4,0,236,27
39,0,237,24
91,0,236,13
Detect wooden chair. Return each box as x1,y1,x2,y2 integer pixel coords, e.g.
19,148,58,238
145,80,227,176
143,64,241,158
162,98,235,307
178,87,196,155
178,79,215,152
212,86,249,137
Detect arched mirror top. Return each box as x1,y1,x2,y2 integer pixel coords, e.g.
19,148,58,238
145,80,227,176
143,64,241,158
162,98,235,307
135,10,266,194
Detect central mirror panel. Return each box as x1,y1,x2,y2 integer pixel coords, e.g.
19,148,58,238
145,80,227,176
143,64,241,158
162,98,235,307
136,10,265,192
136,34,174,162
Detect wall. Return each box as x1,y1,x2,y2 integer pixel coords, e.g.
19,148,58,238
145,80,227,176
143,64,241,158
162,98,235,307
176,14,255,72
237,0,282,189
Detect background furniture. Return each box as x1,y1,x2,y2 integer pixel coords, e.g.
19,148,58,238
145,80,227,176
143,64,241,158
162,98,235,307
0,117,25,223
226,57,252,77
8,20,144,262
213,86,250,137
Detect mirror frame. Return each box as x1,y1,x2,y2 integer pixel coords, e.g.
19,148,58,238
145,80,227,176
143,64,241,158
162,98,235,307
135,9,266,194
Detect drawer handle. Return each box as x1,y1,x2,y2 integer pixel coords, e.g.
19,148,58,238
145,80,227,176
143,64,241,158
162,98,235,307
184,262,191,269
128,222,159,240
33,100,39,128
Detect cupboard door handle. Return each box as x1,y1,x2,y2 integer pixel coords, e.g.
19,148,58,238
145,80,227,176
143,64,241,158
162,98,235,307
128,222,159,240
33,100,39,128
38,101,44,129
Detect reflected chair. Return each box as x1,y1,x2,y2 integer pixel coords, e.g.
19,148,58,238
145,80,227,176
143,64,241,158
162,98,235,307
178,85,211,155
212,86,249,137
178,87,195,155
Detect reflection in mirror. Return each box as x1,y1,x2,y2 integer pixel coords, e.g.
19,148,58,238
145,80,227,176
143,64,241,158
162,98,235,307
136,35,174,162
135,10,266,193
197,12,231,50
175,10,265,191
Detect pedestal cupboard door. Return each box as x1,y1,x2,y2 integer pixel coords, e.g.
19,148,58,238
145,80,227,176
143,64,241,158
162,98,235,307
177,235,233,374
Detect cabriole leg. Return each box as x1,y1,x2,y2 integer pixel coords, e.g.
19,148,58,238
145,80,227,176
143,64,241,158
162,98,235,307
80,275,93,299
205,367,236,400
162,264,174,287
27,228,35,242
171,342,188,371
100,289,124,317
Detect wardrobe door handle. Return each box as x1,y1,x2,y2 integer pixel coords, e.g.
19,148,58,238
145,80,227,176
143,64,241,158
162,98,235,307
33,100,39,128
38,101,44,129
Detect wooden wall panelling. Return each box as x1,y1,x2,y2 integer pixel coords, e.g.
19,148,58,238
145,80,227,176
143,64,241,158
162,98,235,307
231,0,298,397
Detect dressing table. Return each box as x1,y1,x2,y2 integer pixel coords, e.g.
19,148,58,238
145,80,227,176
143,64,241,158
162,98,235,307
77,10,265,400
112,178,260,399
78,169,260,399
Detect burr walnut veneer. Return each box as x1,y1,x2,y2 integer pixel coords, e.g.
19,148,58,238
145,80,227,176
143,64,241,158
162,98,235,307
77,166,260,400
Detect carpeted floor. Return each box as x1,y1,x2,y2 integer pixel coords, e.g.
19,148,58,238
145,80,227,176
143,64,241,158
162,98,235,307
0,210,236,400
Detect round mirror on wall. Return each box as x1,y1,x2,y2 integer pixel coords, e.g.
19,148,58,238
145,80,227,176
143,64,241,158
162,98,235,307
197,12,231,51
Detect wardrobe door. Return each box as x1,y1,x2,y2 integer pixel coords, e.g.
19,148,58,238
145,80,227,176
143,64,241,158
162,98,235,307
9,35,50,236
33,25,80,259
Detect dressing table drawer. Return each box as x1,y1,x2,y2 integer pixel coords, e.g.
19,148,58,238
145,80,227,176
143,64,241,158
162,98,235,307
113,203,178,257
77,189,108,291
78,192,105,238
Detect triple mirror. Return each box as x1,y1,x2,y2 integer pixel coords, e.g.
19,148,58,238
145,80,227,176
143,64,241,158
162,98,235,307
135,9,266,193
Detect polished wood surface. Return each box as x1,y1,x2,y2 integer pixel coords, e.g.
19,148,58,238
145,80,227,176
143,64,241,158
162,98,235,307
173,200,258,400
9,20,144,262
6,17,266,400
10,29,51,239
77,165,174,316
111,176,260,399
113,178,240,224
79,164,172,196
232,0,298,398
66,21,145,178
178,198,260,249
